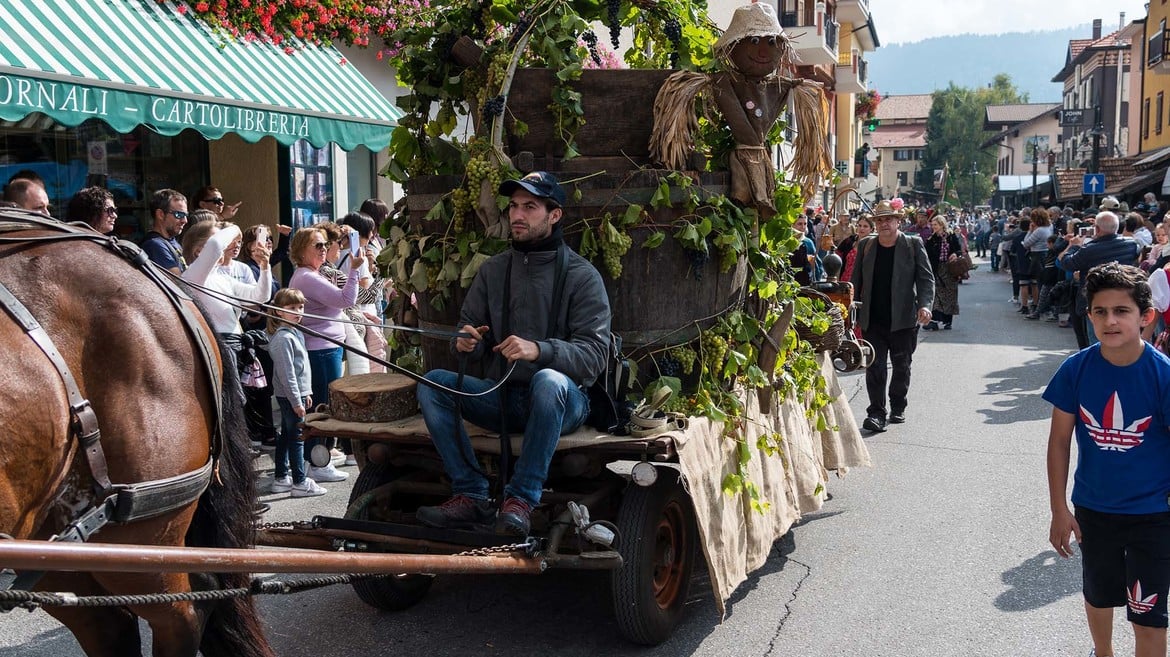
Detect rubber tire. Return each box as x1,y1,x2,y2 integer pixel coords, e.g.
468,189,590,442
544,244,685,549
345,459,434,611
611,471,697,645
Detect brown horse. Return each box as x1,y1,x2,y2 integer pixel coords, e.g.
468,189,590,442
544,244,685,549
0,212,273,657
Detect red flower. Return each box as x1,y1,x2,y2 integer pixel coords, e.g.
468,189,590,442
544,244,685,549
194,1,209,12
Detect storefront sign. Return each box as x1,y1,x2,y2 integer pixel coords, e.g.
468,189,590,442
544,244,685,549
0,72,325,146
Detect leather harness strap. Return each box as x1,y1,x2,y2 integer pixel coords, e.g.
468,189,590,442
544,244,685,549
0,280,113,495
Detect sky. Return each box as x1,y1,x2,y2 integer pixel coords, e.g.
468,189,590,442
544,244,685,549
870,0,1148,45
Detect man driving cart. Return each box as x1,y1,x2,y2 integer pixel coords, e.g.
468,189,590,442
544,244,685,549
415,172,612,536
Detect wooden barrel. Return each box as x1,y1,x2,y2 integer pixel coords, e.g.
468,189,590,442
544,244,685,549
402,170,742,373
506,69,674,166
328,373,418,423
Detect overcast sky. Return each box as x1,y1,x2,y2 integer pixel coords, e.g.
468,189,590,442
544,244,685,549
870,0,1147,45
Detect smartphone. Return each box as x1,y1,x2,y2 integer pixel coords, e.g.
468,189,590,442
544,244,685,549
1079,226,1095,239
348,232,361,258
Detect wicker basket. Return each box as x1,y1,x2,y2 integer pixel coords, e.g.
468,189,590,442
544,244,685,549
794,287,846,352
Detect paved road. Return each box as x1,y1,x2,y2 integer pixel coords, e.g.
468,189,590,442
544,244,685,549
0,256,1127,656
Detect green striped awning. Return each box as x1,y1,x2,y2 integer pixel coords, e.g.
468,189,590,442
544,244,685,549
0,0,401,151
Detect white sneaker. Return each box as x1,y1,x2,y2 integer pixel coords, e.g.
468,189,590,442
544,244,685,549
330,448,346,466
291,478,327,497
270,475,292,493
344,455,358,467
308,463,349,482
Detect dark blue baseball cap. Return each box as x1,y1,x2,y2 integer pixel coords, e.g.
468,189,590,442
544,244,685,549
499,171,566,208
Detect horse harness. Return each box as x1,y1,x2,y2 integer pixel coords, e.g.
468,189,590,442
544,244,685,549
0,213,222,593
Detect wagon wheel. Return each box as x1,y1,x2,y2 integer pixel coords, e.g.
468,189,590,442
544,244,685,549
345,460,434,611
611,471,697,645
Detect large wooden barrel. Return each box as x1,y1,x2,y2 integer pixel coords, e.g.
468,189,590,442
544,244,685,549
402,170,742,373
505,68,674,166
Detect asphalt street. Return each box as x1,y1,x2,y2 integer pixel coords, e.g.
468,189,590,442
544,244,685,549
0,254,1126,656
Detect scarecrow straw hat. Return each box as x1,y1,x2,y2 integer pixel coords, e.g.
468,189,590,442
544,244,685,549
713,1,785,58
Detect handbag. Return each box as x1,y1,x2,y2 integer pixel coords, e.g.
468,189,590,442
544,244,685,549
946,253,973,278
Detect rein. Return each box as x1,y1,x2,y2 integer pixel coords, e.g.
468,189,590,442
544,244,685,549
157,264,519,398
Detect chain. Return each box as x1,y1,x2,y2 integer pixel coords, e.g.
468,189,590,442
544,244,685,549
455,538,540,557
256,520,310,531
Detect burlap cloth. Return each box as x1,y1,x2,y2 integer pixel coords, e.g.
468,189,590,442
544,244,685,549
668,353,868,616
304,354,867,616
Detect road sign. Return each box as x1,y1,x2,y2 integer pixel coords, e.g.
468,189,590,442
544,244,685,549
1083,173,1105,195
1060,109,1087,127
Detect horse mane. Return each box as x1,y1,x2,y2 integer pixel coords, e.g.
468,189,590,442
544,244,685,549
184,309,274,657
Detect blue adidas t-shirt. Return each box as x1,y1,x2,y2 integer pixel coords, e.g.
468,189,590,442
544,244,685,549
1043,343,1170,514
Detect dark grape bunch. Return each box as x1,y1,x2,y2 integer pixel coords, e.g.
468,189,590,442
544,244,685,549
510,13,532,47
606,0,621,49
482,95,506,119
581,30,602,66
663,17,681,68
686,244,710,281
657,354,682,377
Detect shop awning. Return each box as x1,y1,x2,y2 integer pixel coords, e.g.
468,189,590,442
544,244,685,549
0,0,401,151
995,174,1051,192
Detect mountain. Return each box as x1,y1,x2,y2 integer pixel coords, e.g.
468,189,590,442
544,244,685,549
865,25,1093,102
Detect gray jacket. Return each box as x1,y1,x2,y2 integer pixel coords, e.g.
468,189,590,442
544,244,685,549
851,232,935,332
460,244,611,387
266,326,311,402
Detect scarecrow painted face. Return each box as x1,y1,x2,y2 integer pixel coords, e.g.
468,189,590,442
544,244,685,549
729,35,784,77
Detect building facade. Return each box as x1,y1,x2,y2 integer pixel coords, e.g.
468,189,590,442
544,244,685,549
869,94,931,202
0,0,401,243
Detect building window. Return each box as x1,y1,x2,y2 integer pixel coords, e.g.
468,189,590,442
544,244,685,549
914,149,925,160
897,171,908,187
1158,92,1165,135
1146,98,1152,140
893,149,921,161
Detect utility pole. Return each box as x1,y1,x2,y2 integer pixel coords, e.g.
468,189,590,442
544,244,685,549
1031,139,1039,207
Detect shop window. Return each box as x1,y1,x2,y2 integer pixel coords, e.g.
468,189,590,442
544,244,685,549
0,114,206,239
346,145,377,212
288,140,333,231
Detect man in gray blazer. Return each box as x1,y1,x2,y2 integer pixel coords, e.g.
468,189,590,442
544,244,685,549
850,200,936,432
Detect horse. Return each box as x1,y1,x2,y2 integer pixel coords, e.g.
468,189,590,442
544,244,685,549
0,210,274,657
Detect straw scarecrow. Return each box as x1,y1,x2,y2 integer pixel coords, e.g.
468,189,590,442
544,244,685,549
649,0,832,214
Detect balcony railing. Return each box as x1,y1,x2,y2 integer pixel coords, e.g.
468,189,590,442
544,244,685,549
1150,28,1170,73
859,58,867,84
826,20,839,51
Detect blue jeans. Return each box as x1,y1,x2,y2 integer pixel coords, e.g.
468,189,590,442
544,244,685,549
275,396,307,484
416,368,590,508
306,347,343,459
990,250,1000,271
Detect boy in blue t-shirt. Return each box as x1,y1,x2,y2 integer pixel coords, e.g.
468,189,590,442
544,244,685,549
1044,263,1170,657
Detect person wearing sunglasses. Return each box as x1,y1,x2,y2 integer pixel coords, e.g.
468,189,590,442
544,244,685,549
286,227,365,484
193,185,242,221
65,186,115,234
140,189,190,274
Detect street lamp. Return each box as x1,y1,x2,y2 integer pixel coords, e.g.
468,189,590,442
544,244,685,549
970,161,978,210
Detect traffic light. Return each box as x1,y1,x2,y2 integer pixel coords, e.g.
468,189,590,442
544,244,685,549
864,118,880,133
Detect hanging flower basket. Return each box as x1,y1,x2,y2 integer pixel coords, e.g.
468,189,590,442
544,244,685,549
855,89,882,120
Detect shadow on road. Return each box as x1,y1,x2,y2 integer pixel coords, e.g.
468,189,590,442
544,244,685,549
995,549,1082,612
978,350,1068,425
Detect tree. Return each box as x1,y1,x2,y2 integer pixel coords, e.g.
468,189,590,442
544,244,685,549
915,74,1028,207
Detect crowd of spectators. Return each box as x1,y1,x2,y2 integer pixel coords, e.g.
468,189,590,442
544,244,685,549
1,171,395,500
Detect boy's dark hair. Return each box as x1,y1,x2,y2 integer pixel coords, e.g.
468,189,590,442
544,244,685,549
1084,263,1153,313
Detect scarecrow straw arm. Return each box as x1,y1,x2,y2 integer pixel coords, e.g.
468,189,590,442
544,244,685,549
649,71,712,170
788,80,834,204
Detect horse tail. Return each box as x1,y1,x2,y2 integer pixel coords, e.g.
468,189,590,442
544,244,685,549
187,340,275,657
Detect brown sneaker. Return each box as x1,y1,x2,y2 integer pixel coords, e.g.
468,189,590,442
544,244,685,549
494,497,532,536
416,495,495,529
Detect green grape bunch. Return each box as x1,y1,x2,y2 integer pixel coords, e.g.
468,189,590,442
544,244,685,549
670,344,698,375
700,331,729,377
